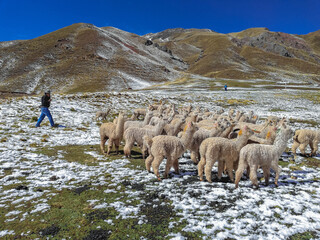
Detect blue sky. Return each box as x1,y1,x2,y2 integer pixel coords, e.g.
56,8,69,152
0,0,319,41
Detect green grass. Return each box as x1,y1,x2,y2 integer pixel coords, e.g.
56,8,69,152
289,118,319,127
289,231,319,240
269,108,286,112
33,144,100,166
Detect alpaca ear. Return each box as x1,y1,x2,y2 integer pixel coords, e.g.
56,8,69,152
266,131,271,138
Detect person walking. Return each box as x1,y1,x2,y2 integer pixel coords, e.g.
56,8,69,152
224,84,228,91
35,90,55,127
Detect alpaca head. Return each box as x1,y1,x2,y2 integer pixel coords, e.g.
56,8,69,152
278,123,294,139
184,122,199,134
238,125,254,138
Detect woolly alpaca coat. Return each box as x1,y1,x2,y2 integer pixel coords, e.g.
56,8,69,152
235,124,293,188
291,129,320,156
145,122,198,180
123,120,167,158
99,113,125,155
198,126,254,183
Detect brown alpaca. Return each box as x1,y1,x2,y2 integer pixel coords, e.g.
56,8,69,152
235,124,293,188
198,126,254,182
99,112,125,155
291,129,320,156
145,122,198,180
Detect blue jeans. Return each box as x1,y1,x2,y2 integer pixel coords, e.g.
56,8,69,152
36,107,54,127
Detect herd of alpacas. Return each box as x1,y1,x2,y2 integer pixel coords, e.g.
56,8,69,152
97,102,320,188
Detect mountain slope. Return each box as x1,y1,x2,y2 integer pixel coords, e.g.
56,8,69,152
0,24,319,93
0,23,186,93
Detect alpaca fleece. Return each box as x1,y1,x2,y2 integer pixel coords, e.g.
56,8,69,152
99,113,125,155
291,129,320,156
198,126,254,183
145,122,198,180
235,124,293,188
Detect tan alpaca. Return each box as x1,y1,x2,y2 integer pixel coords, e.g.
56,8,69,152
235,124,293,188
180,114,198,130
291,129,320,156
187,122,226,164
99,112,125,155
163,117,186,136
95,109,111,121
123,119,167,158
198,126,254,183
248,126,278,145
124,111,153,131
145,122,198,180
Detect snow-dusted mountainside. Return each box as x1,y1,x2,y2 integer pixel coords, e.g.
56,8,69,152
0,24,320,94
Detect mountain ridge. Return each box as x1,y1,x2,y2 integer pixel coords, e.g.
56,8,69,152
0,23,319,94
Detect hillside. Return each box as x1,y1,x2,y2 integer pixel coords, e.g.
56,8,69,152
0,24,320,93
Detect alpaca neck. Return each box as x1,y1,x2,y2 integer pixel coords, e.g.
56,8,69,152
115,116,124,138
181,129,196,149
154,121,165,135
274,133,289,157
143,113,152,126
210,127,220,137
169,120,181,136
235,134,250,152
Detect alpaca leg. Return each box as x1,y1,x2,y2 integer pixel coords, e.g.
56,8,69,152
217,160,224,180
204,158,215,183
145,155,154,172
114,139,120,154
190,151,198,164
164,157,173,179
100,137,107,154
226,160,235,182
271,161,281,186
245,166,250,178
198,156,206,181
299,142,308,155
235,162,247,188
173,158,179,174
291,141,299,155
124,141,134,158
262,166,270,186
152,157,163,180
249,165,259,188
107,139,114,155
311,141,319,156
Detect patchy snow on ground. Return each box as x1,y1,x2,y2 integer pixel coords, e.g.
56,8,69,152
0,88,319,239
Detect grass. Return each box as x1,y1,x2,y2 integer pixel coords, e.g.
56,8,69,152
289,118,319,127
269,108,286,112
289,231,319,240
214,98,256,107
33,144,100,166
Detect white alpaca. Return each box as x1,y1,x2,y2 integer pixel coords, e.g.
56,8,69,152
124,111,153,131
235,124,293,188
144,122,198,180
123,119,167,158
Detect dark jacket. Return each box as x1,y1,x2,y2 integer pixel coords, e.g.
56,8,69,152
41,94,51,108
